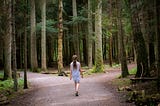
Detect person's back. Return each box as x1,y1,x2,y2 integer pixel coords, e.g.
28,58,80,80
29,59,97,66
70,61,80,82
70,55,83,96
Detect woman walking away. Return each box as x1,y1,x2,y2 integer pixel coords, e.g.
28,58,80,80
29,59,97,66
70,55,83,96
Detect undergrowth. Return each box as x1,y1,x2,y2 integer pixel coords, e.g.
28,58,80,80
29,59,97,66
0,72,24,97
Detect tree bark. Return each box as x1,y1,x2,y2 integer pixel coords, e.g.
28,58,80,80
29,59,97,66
87,0,93,68
117,0,129,77
108,0,113,67
12,0,18,91
156,0,160,90
3,0,12,80
72,0,80,60
30,0,38,72
41,0,47,71
58,0,64,76
129,0,149,77
94,0,103,72
23,0,28,89
109,36,113,67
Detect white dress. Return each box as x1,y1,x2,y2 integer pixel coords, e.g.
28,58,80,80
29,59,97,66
70,61,80,83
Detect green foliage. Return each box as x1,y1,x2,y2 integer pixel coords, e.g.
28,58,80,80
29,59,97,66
83,66,104,76
67,16,88,25
36,20,58,34
124,0,146,14
0,71,3,79
112,63,121,68
92,64,104,73
30,68,42,73
0,80,13,91
123,0,132,36
129,67,137,75
0,78,24,96
36,68,42,73
83,69,93,76
105,63,121,69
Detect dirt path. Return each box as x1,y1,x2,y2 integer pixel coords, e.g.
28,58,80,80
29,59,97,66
6,64,135,106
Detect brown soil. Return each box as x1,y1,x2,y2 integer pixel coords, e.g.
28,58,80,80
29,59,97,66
4,64,136,106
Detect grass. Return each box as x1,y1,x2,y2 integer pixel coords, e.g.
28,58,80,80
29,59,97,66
83,68,94,76
82,66,106,77
112,66,137,88
104,63,121,69
129,66,137,75
0,72,24,96
112,76,131,88
112,63,121,68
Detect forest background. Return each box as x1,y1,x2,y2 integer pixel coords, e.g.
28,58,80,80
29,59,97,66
0,0,160,96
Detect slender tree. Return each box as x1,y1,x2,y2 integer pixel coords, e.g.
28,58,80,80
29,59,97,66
12,0,18,91
117,0,129,77
87,0,93,68
108,0,113,67
72,0,80,59
41,0,47,71
30,0,38,72
24,0,28,89
57,0,64,75
94,0,103,72
3,0,12,80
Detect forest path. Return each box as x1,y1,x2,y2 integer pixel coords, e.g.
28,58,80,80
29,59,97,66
6,64,135,106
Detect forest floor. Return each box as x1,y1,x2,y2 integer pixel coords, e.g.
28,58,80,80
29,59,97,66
4,64,136,106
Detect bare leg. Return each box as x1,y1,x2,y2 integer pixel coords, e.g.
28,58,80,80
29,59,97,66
74,82,76,91
74,82,80,96
76,83,80,92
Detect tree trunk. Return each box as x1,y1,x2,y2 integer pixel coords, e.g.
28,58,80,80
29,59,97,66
103,36,107,61
30,0,38,72
3,0,12,80
117,0,129,77
12,0,18,91
41,0,47,71
129,0,149,77
58,0,64,76
156,0,160,90
87,0,93,68
139,1,155,69
23,0,28,89
72,0,80,60
94,0,103,72
108,0,113,67
109,36,113,67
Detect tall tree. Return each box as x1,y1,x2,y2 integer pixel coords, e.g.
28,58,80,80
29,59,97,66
41,0,47,71
156,0,160,89
128,0,149,77
139,0,156,69
3,0,12,80
30,0,38,71
12,0,18,91
57,0,64,75
94,0,103,72
87,0,93,68
72,0,80,59
24,0,28,89
117,0,129,77
108,0,113,67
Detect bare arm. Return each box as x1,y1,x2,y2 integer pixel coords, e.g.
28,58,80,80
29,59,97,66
79,63,83,78
70,64,72,80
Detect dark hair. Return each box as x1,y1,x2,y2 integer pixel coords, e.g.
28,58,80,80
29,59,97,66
72,55,77,69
